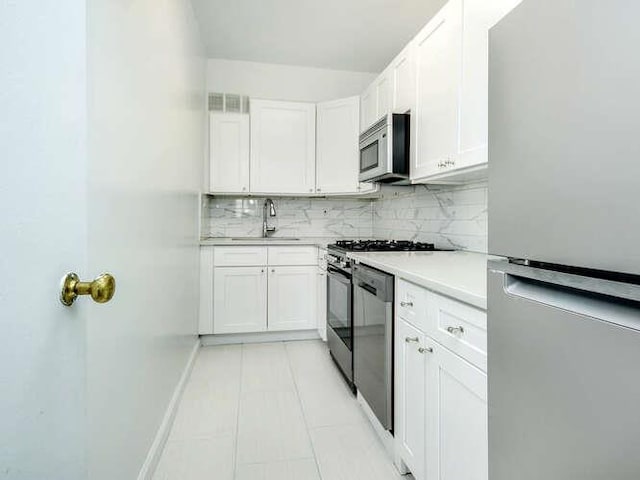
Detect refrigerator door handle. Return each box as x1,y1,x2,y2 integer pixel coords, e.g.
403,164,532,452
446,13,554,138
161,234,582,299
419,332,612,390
502,272,640,334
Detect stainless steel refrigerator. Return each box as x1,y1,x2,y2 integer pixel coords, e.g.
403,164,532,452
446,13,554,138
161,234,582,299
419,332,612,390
488,1,640,479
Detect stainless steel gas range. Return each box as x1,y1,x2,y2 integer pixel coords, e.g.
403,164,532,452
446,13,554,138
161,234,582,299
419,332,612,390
325,240,446,431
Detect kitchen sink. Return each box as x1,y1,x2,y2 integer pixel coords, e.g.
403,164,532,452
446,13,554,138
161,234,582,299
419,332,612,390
230,237,300,241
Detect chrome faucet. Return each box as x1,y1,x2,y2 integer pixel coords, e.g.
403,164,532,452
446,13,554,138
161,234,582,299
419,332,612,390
262,198,276,237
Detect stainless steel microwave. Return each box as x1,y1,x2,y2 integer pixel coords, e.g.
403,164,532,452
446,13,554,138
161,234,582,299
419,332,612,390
358,113,410,184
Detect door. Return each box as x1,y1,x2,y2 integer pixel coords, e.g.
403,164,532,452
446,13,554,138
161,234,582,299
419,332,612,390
209,113,250,193
268,266,317,331
396,319,426,480
2,2,204,479
213,267,268,333
488,262,640,480
1,3,89,478
250,99,316,194
425,338,488,480
489,0,640,274
413,0,463,180
316,96,360,194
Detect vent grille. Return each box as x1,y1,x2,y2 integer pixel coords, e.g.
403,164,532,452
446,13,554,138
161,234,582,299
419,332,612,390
208,93,250,114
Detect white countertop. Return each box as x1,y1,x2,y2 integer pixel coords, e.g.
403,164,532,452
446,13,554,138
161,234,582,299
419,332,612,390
347,251,494,310
199,236,341,248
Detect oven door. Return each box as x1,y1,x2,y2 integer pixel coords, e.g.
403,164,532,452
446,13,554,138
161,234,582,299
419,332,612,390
359,122,389,182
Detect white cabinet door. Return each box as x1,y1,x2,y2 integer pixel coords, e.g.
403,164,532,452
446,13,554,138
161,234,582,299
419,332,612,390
396,319,427,480
360,84,377,132
458,0,523,170
268,266,317,331
375,70,392,122
413,0,463,180
213,267,268,334
425,338,488,480
250,99,316,194
316,96,360,194
209,113,250,193
199,247,214,335
392,44,415,114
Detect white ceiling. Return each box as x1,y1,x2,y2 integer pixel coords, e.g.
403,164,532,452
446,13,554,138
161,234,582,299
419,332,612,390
190,0,447,73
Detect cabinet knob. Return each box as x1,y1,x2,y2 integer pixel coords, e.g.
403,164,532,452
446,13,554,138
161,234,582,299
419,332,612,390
418,346,433,354
400,301,413,307
242,186,247,191
405,336,419,343
309,188,313,192
261,269,265,273
271,269,275,273
446,326,465,335
317,188,321,192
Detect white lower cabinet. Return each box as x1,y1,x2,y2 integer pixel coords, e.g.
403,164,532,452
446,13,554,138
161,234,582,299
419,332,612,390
267,266,317,331
213,266,268,334
396,319,426,479
396,283,487,480
425,339,487,480
202,246,319,335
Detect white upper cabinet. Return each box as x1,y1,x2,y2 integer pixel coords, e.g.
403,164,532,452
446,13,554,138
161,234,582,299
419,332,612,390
457,0,524,170
316,96,361,194
250,99,316,194
413,0,463,181
360,84,377,133
209,113,250,193
391,44,415,114
375,70,392,121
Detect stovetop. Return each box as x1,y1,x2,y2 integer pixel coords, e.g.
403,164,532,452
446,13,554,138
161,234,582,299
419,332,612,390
329,239,443,253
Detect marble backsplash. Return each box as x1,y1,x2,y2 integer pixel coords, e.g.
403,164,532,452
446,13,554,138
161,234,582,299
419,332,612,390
373,182,488,253
202,196,374,239
202,181,488,253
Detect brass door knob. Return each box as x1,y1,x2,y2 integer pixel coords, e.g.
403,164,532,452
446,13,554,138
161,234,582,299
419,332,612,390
60,272,116,306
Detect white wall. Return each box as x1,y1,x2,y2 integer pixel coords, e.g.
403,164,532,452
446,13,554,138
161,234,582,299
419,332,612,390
0,1,89,479
207,58,377,102
86,1,205,479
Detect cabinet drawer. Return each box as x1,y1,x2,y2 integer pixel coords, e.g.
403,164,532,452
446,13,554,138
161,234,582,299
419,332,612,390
397,279,428,330
214,246,268,266
268,246,317,266
428,291,487,371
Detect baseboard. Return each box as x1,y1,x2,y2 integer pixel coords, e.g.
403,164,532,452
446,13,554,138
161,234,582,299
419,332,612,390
200,329,321,346
137,337,201,480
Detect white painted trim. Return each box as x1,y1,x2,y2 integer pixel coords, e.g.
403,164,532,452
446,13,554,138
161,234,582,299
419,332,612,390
137,338,201,480
200,329,321,346
356,391,396,460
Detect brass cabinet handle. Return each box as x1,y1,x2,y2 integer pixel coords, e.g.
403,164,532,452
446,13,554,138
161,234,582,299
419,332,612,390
60,272,116,306
418,346,433,354
446,326,465,335
400,301,413,307
405,336,419,343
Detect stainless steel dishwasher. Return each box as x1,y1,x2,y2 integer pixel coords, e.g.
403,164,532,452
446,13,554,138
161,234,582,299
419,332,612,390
353,263,394,431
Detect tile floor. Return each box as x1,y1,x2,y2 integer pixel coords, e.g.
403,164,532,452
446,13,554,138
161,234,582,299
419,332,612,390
153,340,408,480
